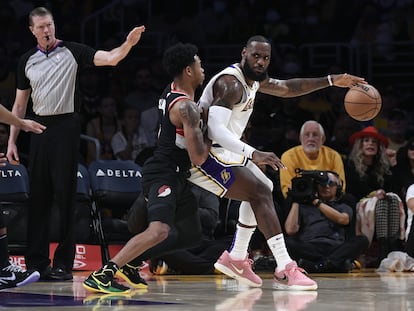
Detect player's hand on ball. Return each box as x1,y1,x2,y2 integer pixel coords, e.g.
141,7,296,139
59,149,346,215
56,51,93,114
331,73,366,88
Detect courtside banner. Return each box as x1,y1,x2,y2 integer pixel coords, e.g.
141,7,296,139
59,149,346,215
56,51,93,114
10,243,123,270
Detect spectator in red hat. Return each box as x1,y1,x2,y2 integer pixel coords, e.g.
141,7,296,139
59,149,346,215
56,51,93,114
345,126,405,267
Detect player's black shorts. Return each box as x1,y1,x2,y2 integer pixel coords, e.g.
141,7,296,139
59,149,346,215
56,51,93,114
142,159,198,227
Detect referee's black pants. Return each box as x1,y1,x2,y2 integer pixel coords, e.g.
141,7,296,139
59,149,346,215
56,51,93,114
25,113,80,273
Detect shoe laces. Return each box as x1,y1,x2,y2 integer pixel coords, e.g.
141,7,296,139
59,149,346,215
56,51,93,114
2,261,24,273
124,263,140,273
95,266,115,279
286,265,311,279
247,258,254,267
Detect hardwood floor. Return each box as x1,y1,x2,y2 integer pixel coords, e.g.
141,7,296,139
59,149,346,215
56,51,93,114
0,270,413,310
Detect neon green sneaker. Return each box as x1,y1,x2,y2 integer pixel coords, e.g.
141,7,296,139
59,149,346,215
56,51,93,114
83,265,131,294
117,263,148,289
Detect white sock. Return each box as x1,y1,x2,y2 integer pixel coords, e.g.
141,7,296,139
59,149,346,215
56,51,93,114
267,234,293,271
229,224,256,260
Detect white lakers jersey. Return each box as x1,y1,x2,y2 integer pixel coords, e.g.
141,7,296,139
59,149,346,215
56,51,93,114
198,64,260,140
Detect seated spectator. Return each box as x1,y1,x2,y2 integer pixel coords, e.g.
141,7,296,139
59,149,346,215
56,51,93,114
405,184,414,258
111,106,149,162
392,137,414,203
280,120,346,199
85,96,120,164
284,170,369,273
345,126,405,266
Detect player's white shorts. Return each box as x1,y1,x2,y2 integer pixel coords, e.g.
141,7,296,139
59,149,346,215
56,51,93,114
188,146,246,198
188,146,271,198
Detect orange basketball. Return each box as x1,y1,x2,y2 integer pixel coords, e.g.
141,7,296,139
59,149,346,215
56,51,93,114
344,84,382,121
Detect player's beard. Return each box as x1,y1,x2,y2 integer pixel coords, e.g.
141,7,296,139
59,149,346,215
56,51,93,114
242,61,267,82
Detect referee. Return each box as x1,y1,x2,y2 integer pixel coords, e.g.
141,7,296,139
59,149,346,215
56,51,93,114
7,6,145,281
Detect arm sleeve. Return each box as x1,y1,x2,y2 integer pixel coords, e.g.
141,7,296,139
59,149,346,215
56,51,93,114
208,105,255,158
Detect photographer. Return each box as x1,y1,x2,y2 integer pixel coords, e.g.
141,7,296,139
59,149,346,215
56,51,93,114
284,170,369,273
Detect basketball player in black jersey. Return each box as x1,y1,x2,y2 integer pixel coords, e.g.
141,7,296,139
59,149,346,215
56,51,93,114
83,43,211,294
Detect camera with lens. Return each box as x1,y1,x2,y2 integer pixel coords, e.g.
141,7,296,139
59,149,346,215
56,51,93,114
287,169,329,203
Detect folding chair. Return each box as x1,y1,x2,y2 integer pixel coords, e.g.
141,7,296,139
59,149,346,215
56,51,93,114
88,160,142,263
0,162,30,254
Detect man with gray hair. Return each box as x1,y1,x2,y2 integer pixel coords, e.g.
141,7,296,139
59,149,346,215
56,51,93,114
280,120,346,199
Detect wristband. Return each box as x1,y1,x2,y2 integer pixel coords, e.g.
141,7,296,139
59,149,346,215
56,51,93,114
327,74,333,86
314,199,323,208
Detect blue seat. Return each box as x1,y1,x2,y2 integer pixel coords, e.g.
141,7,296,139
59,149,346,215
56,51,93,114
0,162,30,252
87,160,143,261
0,162,29,202
76,162,91,198
88,160,142,218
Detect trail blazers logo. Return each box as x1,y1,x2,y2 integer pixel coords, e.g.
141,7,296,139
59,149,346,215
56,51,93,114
158,185,172,197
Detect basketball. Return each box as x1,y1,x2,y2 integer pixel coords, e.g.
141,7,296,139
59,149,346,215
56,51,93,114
344,84,382,121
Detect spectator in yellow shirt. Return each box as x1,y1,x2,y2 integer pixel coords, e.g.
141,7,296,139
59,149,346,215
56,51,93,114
280,120,346,198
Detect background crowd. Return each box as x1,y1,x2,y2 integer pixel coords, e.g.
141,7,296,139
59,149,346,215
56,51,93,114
1,0,414,276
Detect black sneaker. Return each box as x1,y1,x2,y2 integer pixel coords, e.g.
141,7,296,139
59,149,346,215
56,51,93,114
83,265,131,294
40,266,73,281
117,263,148,289
0,261,40,290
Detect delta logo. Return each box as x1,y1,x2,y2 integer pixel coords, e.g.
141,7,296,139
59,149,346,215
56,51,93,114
95,169,142,178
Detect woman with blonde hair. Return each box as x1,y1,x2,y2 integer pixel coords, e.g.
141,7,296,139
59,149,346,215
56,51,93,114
345,126,405,266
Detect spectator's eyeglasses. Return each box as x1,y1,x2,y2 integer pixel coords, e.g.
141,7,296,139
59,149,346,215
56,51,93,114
319,179,338,187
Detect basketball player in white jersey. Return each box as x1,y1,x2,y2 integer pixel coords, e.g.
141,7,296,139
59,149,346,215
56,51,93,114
188,35,365,290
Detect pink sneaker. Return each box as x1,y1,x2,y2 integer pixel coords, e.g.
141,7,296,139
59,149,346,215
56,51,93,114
214,251,262,287
273,261,317,291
